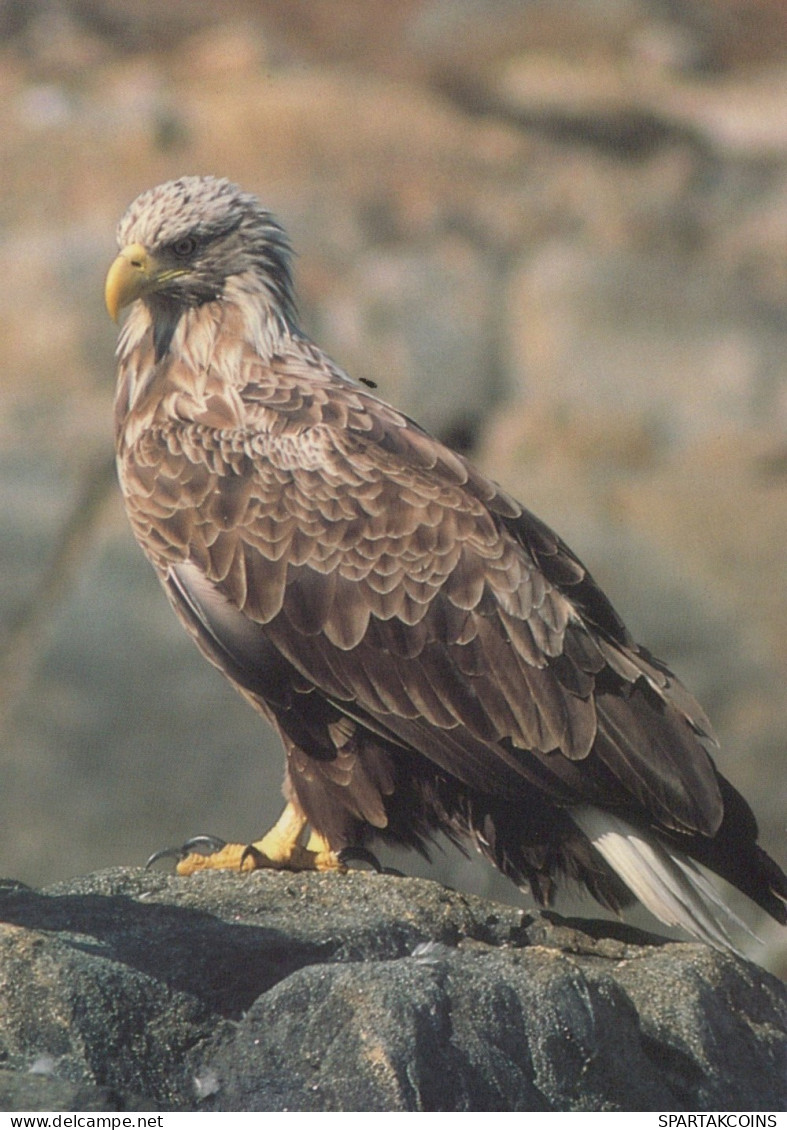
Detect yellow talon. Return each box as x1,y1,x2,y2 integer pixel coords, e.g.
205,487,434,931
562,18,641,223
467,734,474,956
174,802,345,875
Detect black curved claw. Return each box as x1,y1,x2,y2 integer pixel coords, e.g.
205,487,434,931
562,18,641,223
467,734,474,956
145,846,183,870
338,846,384,872
239,844,265,870
145,834,227,870
337,847,403,876
181,834,228,856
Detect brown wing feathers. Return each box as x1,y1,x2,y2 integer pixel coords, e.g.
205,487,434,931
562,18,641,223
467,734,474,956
126,358,722,834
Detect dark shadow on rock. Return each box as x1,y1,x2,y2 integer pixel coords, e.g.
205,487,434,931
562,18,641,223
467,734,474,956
0,882,330,1017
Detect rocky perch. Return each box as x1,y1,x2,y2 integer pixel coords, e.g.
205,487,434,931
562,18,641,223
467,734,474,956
0,869,784,1112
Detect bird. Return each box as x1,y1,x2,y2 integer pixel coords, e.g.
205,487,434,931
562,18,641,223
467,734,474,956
105,175,786,953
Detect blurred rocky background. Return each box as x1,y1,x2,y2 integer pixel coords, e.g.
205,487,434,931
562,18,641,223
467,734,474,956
0,0,785,970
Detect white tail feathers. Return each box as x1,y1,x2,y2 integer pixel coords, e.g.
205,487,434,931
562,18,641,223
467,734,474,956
570,806,759,956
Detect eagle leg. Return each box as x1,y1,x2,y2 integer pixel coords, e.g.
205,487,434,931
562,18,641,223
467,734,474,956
173,801,346,875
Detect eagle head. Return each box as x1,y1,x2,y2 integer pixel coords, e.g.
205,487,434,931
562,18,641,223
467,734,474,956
105,175,294,323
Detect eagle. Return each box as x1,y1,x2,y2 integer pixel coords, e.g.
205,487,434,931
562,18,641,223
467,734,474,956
105,175,786,952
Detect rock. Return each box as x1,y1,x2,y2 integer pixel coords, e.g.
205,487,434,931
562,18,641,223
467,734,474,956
488,53,787,159
0,869,784,1111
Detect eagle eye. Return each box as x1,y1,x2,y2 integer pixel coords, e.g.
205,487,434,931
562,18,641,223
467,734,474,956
171,236,198,258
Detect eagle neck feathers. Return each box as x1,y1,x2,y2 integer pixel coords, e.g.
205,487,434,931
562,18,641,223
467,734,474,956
115,272,296,443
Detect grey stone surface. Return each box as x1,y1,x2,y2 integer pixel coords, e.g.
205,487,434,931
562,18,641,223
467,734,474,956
0,869,784,1111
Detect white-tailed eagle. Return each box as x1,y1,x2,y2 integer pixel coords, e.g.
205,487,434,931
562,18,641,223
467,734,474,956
105,176,786,952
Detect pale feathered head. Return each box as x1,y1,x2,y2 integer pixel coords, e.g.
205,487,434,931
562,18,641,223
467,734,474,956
105,175,296,324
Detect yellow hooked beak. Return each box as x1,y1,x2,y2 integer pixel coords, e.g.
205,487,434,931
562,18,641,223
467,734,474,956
104,243,188,322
